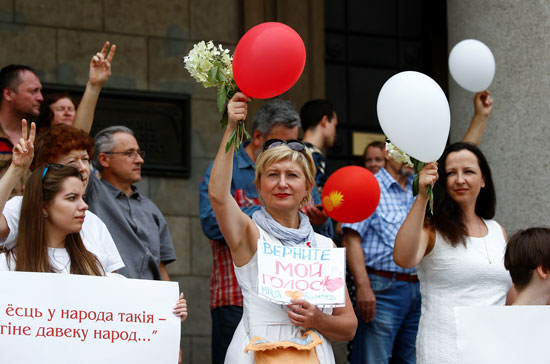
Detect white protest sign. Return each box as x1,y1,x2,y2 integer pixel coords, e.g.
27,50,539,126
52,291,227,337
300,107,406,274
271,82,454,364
0,271,180,364
455,306,550,364
257,240,346,307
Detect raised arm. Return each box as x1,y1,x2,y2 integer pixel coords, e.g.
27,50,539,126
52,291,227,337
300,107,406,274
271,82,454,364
0,120,35,239
208,93,258,266
73,41,116,133
461,91,493,146
199,161,261,241
393,163,438,268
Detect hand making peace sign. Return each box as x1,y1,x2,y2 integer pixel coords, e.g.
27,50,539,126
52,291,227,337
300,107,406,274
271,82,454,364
12,119,36,171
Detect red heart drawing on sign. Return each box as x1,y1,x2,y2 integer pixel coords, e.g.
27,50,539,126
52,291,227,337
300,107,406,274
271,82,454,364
324,277,345,292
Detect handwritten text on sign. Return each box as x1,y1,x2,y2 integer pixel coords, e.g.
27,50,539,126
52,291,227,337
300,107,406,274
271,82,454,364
0,271,180,364
257,240,346,307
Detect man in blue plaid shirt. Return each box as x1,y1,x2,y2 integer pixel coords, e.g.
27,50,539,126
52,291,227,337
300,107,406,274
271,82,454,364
342,154,418,364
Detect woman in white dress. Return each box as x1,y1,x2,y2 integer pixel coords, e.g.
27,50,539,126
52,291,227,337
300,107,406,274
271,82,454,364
393,142,514,364
209,93,357,363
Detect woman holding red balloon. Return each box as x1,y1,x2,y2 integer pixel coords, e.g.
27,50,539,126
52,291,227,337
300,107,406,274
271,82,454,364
209,93,357,363
393,142,514,364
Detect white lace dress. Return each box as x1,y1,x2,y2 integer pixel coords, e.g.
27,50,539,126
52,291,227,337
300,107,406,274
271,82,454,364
415,219,513,364
224,225,336,364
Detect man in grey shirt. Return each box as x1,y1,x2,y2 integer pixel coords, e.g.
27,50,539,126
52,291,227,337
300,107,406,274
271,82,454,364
86,125,176,280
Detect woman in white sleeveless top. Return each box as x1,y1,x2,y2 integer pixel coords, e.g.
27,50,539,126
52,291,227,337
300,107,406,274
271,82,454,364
209,93,357,363
394,142,514,364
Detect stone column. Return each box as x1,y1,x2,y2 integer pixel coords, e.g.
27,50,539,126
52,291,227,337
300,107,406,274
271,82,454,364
447,1,550,231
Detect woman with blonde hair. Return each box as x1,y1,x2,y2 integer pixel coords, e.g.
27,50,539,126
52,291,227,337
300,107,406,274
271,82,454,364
209,93,357,363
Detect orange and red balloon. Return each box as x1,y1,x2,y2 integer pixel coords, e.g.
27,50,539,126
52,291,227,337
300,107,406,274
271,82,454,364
322,166,380,223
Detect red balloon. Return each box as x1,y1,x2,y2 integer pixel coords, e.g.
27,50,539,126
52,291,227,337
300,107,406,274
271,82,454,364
322,166,380,223
233,22,306,99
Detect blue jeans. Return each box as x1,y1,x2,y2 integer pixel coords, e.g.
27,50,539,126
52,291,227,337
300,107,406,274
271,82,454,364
211,305,243,364
350,273,421,364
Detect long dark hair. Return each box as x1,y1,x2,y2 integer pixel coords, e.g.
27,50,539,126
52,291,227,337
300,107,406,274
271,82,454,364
427,142,496,247
10,165,103,275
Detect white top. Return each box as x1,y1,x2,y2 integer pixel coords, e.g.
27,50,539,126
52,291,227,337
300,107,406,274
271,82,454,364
225,225,336,364
0,196,124,273
415,219,513,364
1,247,96,273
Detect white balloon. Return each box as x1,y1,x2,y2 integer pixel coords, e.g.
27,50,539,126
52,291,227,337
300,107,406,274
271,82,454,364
377,71,450,163
449,39,495,92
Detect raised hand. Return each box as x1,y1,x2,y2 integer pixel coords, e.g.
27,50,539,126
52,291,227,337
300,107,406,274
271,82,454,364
418,162,438,197
12,119,36,170
473,91,493,118
173,293,188,323
89,41,116,87
227,92,251,126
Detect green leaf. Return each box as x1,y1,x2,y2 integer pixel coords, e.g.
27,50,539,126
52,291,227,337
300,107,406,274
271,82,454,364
427,185,434,215
219,108,228,129
216,68,226,83
217,84,227,113
225,126,238,153
412,175,419,196
208,67,218,82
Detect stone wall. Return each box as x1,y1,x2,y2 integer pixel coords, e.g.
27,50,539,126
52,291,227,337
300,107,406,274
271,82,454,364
447,1,550,234
0,1,241,362
0,1,329,363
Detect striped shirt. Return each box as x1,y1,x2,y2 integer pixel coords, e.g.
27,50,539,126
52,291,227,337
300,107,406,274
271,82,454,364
342,167,416,274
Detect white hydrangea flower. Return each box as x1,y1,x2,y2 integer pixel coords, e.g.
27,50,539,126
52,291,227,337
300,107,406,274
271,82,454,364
183,41,233,89
385,142,414,167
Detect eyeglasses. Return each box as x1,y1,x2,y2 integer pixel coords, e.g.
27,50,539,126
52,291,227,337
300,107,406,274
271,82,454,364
104,149,145,159
262,139,306,152
41,163,65,180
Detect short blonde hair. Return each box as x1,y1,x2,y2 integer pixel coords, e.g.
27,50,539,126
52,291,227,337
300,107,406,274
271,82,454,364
255,145,316,205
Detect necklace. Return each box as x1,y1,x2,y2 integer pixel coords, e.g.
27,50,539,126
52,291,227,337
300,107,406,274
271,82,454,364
470,219,491,264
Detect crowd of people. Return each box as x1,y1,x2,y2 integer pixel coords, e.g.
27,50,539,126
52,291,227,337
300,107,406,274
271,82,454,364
0,43,186,361
2,41,549,364
200,89,550,364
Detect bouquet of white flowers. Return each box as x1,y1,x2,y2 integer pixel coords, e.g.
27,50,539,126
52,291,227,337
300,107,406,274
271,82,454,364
386,141,434,214
184,41,249,152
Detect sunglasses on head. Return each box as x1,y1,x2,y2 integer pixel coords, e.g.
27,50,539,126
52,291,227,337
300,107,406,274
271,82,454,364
41,163,65,181
262,139,306,152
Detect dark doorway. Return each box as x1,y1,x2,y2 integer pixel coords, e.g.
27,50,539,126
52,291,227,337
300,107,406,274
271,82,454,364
325,0,448,173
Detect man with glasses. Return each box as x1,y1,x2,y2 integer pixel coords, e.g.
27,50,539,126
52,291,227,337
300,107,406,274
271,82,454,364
86,125,176,281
